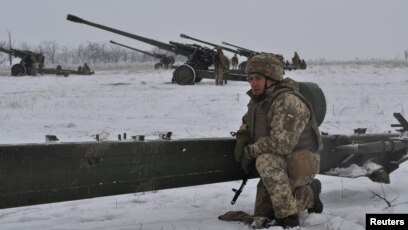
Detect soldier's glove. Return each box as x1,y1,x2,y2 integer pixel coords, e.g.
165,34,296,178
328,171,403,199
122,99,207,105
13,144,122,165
234,132,250,162
241,146,255,175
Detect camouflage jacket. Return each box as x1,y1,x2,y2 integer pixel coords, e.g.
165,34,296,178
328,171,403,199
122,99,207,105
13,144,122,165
239,78,315,158
231,55,239,65
213,51,229,70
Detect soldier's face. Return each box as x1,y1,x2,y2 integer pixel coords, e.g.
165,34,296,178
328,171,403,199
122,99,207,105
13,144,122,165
248,73,267,95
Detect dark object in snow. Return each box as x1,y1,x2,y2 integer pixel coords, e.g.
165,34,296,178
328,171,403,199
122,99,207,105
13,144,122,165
45,135,59,142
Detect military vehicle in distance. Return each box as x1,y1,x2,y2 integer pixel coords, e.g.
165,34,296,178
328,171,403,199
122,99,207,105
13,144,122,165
110,40,175,69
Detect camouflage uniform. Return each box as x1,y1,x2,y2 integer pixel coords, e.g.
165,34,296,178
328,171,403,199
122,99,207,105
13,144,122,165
238,53,321,220
292,52,301,69
231,54,239,70
161,56,175,69
213,49,229,85
38,54,45,73
82,63,91,75
22,54,39,76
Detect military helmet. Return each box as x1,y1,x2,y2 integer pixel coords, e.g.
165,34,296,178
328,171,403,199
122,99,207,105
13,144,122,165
245,53,284,81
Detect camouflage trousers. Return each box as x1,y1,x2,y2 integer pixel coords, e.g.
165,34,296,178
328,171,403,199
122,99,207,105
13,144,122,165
254,153,315,219
215,68,224,85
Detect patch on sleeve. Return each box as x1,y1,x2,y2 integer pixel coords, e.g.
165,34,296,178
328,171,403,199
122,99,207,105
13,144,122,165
284,112,296,131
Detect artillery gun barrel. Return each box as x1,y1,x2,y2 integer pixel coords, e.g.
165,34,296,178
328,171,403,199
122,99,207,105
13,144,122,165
221,41,258,57
180,34,238,54
334,139,407,155
10,48,36,58
110,40,160,59
0,46,13,56
66,14,177,54
168,41,199,54
221,41,254,52
0,47,33,58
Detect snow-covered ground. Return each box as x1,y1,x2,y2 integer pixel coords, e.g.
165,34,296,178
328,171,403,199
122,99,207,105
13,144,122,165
0,61,408,229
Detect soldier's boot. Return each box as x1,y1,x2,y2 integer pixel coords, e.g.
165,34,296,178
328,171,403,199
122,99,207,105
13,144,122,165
308,179,323,214
275,213,299,229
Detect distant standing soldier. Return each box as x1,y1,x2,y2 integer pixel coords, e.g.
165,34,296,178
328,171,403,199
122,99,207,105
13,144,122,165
22,54,39,76
300,59,307,70
37,53,45,73
161,55,175,69
213,47,229,86
292,51,301,69
82,62,93,75
231,54,239,70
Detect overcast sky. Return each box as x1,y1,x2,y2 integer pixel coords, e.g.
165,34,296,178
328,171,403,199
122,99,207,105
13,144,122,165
1,0,408,60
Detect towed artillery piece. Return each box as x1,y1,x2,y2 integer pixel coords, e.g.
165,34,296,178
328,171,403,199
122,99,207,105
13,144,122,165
0,46,45,76
0,46,94,77
180,34,295,72
1,81,407,209
222,41,307,71
66,14,258,85
110,40,175,69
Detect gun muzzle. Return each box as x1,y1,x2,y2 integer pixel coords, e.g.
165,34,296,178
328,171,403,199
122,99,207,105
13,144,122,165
180,34,190,39
67,14,85,23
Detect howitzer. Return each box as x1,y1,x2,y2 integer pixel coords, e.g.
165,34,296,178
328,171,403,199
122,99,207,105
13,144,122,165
222,41,258,70
0,46,92,77
66,14,261,85
110,40,175,69
67,14,214,83
222,41,258,57
0,46,44,76
222,41,302,71
180,34,240,55
181,34,300,74
0,113,407,209
181,33,262,68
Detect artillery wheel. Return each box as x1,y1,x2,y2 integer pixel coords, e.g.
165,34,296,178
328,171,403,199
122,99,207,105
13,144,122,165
173,64,196,85
11,64,26,76
154,63,164,69
238,61,247,71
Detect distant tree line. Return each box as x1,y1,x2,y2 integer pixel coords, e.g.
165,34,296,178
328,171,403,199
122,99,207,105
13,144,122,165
0,40,185,66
